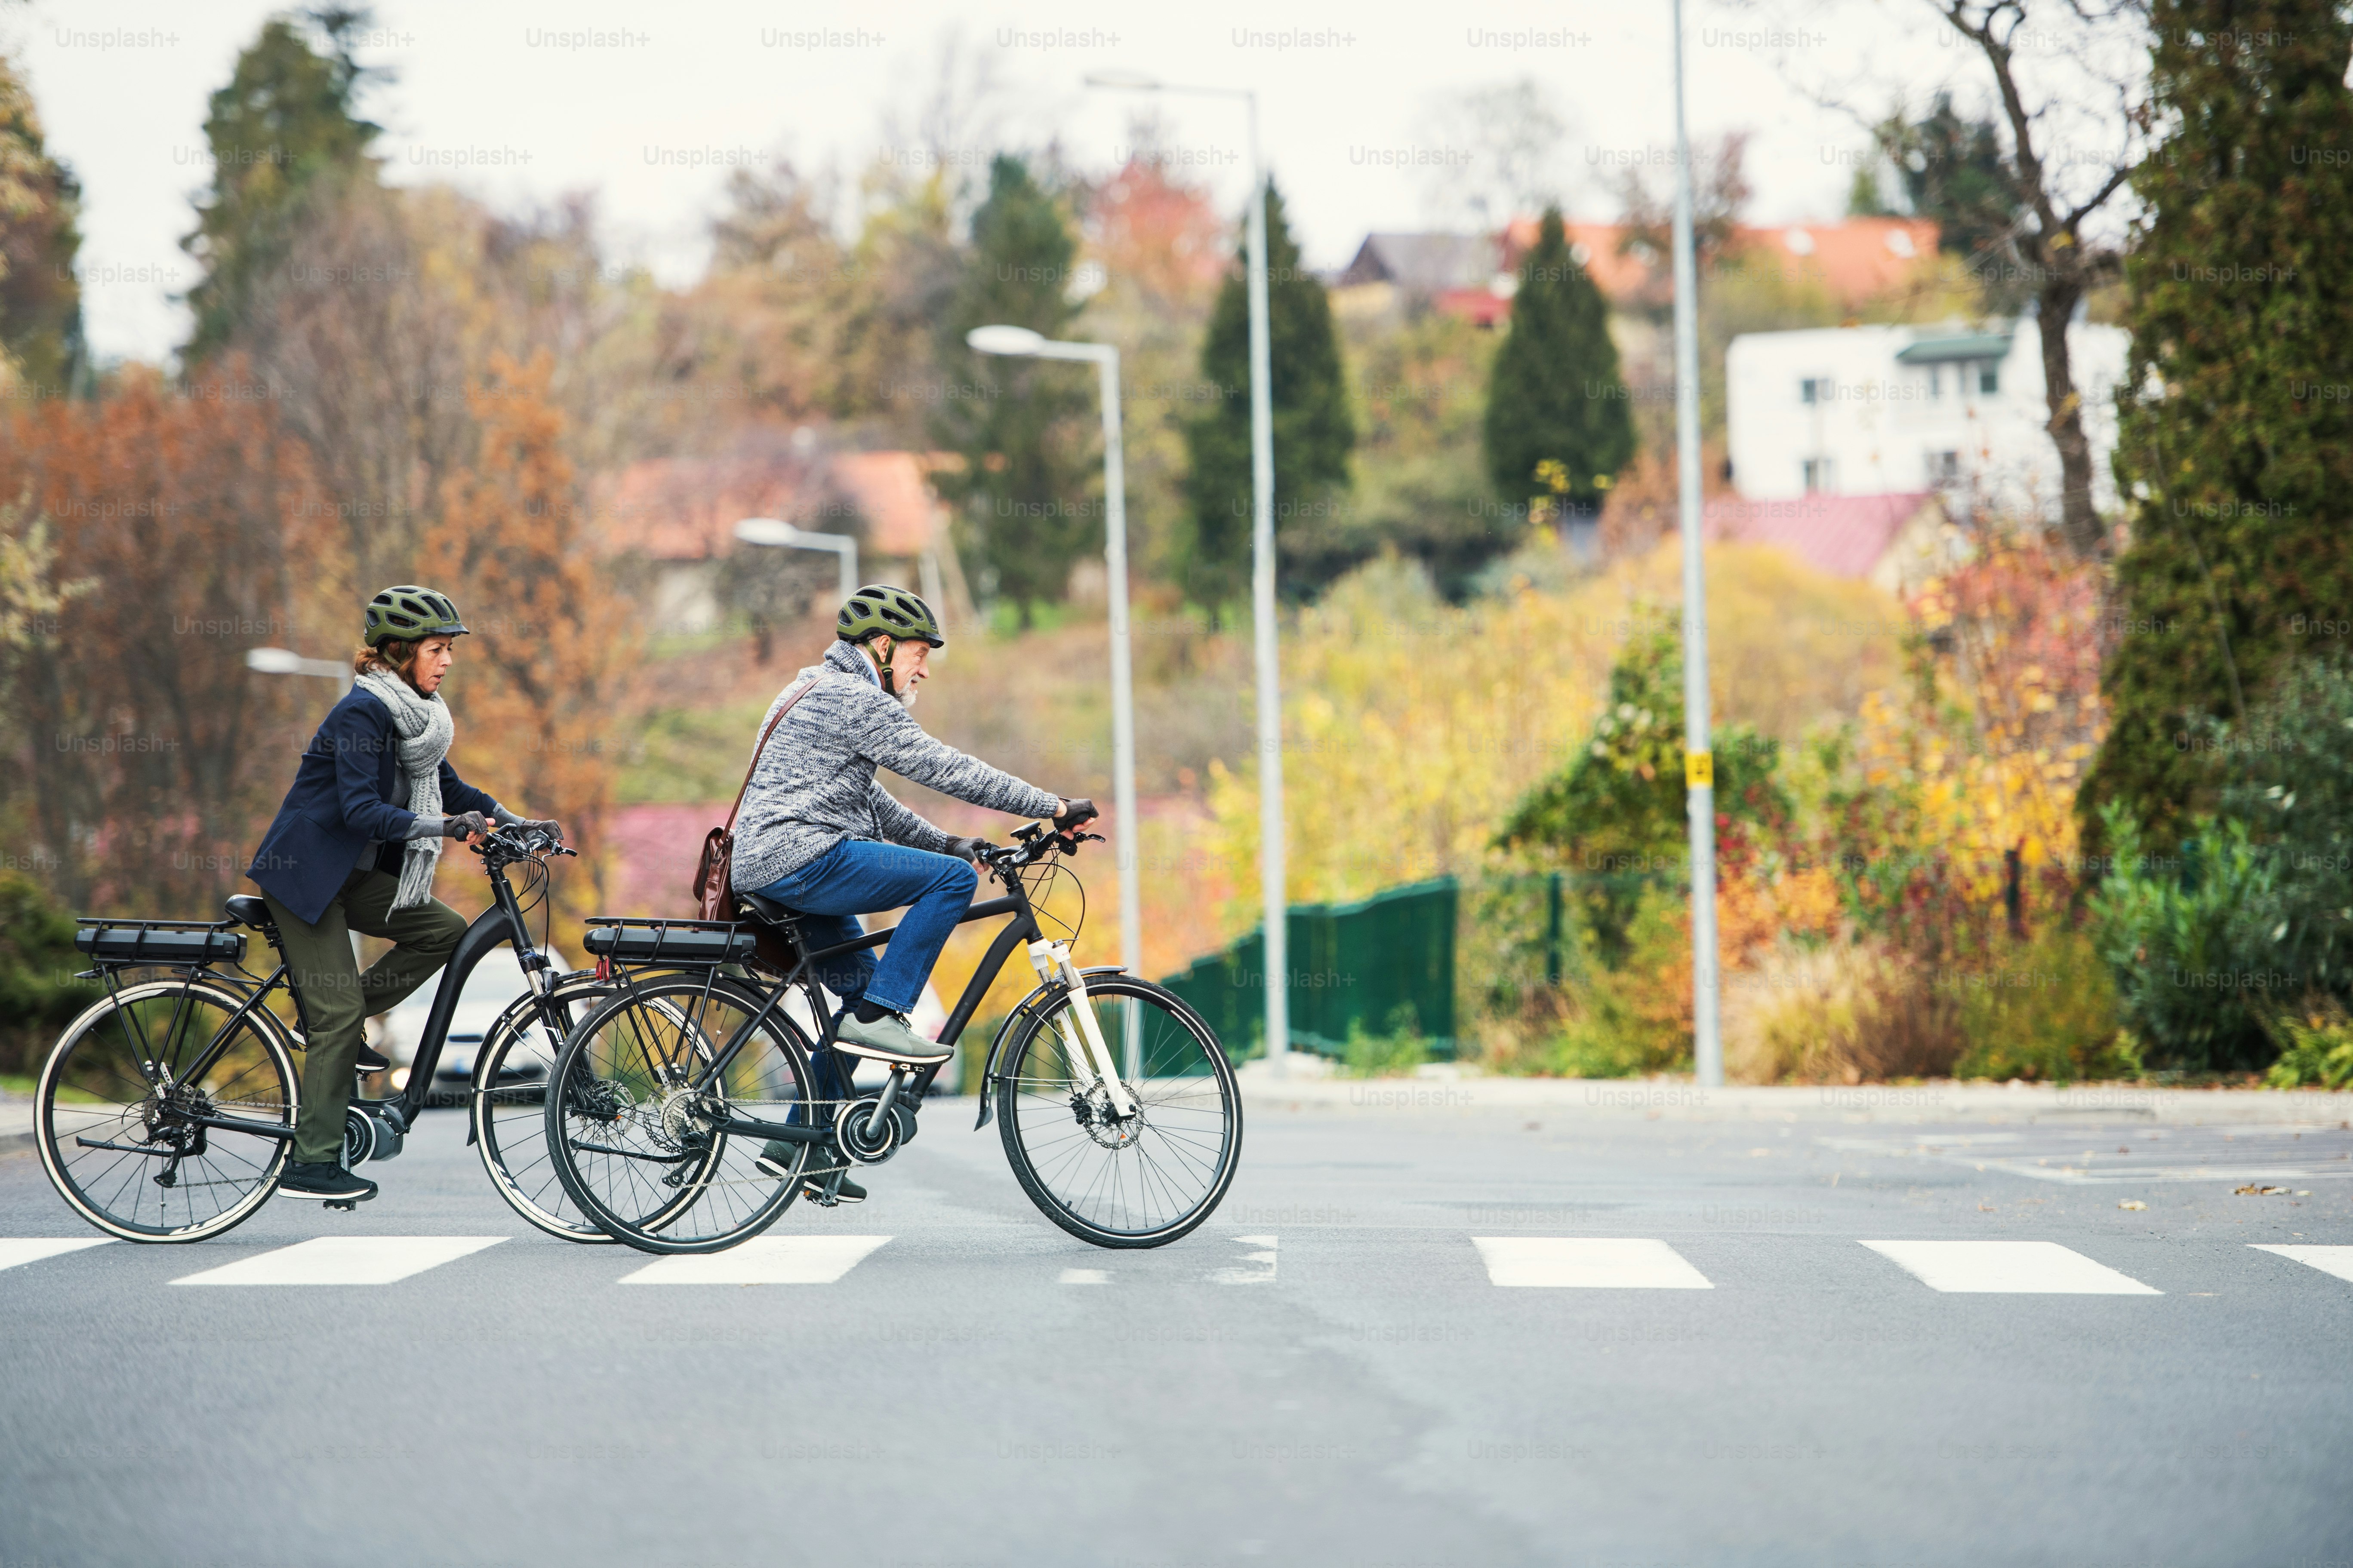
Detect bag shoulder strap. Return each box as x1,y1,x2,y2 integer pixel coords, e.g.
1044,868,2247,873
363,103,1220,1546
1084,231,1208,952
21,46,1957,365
724,676,816,833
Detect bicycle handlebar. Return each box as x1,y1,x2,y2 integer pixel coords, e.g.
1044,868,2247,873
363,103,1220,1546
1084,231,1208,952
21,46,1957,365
472,822,575,870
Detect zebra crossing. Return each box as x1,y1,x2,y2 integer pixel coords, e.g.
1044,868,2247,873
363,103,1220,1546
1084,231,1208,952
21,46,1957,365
4,1232,2349,1293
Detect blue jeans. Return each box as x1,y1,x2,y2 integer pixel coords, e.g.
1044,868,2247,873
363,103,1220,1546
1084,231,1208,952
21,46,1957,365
752,838,979,1017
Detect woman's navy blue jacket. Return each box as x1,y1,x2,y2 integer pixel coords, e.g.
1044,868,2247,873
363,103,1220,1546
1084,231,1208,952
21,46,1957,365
247,686,499,925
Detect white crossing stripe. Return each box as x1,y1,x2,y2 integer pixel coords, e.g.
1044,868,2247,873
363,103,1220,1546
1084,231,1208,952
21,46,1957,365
619,1235,889,1285
1207,1234,1277,1285
172,1236,506,1287
0,1238,111,1273
2250,1244,2353,1284
1472,1237,1713,1289
1861,1240,2159,1294
1059,1268,1111,1285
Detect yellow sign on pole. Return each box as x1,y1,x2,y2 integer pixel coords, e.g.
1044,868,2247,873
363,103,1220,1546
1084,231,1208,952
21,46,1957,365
1685,750,1713,788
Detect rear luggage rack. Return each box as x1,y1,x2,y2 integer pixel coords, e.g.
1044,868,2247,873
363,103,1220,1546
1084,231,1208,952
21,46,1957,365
74,918,246,972
582,917,756,968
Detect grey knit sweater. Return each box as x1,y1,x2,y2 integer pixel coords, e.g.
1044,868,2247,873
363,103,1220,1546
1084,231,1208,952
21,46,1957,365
730,639,1061,891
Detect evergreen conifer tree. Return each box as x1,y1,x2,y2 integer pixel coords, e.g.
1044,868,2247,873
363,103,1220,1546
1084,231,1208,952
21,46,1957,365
1483,208,1635,522
2080,0,2353,850
1181,180,1354,613
931,155,1094,624
182,9,382,361
0,55,85,396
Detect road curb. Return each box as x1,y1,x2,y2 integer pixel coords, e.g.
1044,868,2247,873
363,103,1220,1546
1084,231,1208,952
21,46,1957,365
1234,1069,2353,1125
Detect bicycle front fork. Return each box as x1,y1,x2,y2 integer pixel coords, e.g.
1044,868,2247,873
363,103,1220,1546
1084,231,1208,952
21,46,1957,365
1026,939,1136,1118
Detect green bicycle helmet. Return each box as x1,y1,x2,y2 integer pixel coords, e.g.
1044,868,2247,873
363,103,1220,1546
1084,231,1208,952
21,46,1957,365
836,584,943,648
363,585,468,648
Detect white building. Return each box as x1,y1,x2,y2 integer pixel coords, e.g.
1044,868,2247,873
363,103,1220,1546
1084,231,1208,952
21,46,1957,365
1725,317,2130,522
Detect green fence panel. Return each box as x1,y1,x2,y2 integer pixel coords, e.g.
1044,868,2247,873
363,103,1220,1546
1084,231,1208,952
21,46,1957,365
1159,878,1457,1061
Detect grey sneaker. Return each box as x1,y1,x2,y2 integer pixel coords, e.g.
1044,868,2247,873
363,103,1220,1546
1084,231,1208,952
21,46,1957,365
831,1010,952,1065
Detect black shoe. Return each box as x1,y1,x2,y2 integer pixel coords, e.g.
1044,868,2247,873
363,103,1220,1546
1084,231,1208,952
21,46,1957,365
355,1044,390,1074
277,1162,379,1203
807,1174,867,1206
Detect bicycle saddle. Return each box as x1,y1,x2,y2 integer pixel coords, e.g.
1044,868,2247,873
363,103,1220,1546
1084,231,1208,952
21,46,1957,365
222,894,276,932
736,890,802,927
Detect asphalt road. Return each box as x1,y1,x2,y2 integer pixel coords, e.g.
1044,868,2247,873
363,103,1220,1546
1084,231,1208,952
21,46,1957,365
2,1091,2349,1568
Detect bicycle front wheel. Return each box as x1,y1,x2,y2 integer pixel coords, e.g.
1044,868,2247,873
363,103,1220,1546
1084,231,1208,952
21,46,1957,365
996,977,1241,1248
37,979,297,1242
471,974,617,1244
544,974,816,1254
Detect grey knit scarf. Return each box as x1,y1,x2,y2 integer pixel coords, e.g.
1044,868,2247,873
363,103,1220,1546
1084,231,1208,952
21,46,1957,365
355,670,454,909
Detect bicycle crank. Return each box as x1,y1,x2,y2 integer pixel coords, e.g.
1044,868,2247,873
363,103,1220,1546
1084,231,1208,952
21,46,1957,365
833,1095,904,1164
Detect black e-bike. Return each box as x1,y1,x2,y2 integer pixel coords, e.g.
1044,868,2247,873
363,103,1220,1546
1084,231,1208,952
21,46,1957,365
544,820,1244,1255
36,825,619,1243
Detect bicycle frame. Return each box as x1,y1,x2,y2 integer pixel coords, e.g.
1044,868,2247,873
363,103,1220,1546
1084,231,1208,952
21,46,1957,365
637,836,1138,1150
74,842,570,1157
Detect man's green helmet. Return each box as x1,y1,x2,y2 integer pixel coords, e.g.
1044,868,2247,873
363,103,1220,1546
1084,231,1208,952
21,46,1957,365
837,584,943,648
363,585,468,648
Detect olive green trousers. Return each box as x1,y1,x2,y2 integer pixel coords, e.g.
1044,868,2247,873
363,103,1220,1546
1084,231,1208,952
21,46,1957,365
262,869,465,1164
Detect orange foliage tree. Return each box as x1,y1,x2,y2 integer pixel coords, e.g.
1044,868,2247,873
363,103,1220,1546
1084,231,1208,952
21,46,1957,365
0,364,317,913
418,351,630,938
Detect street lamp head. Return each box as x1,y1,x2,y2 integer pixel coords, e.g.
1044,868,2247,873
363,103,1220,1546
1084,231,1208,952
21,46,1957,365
733,517,802,547
245,647,306,675
966,325,1047,357
1084,69,1161,91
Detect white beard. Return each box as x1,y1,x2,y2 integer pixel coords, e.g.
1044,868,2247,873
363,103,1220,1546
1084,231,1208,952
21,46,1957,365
897,686,919,712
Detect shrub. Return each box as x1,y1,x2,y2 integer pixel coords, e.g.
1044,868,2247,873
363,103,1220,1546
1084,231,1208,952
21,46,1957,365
0,871,99,1076
1338,1005,1429,1079
2264,1002,2353,1090
2089,806,2278,1071
1951,925,2135,1082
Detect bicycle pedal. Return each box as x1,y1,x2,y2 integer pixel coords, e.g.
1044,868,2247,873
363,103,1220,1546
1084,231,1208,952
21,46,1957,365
323,1199,358,1212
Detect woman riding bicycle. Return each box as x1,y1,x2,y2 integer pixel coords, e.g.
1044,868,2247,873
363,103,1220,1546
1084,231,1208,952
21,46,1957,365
732,585,1094,1202
246,586,555,1205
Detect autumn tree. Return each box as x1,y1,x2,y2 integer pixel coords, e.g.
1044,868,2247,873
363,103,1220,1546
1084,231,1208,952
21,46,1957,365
0,365,315,913
419,351,630,931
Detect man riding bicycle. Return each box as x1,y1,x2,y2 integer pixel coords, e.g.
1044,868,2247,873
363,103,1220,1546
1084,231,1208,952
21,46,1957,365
246,586,557,1205
732,585,1094,1203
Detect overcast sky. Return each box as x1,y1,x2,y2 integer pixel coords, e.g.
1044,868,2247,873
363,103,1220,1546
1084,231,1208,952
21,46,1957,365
20,0,2024,366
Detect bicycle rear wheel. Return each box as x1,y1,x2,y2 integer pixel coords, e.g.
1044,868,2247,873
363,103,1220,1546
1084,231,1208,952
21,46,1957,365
471,974,618,1244
544,974,816,1254
996,977,1241,1248
37,979,297,1242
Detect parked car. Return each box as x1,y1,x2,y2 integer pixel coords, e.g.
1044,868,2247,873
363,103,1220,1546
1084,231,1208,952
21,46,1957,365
373,948,572,1110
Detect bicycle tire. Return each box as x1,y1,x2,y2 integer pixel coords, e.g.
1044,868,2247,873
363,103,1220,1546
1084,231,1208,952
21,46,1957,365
37,978,299,1243
544,973,819,1254
470,974,623,1244
995,976,1241,1248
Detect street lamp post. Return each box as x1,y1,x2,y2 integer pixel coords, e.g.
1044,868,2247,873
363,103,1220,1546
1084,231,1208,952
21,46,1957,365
732,517,860,603
246,646,353,696
1669,0,1724,1087
1085,70,1287,1075
965,326,1143,1005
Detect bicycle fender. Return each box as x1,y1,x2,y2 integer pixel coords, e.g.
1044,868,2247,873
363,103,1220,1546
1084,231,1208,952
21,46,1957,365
971,965,1127,1130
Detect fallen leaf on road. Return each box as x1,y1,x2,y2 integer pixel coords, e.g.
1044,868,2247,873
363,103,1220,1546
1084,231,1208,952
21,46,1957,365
2233,1184,2289,1196
2118,1200,2147,1210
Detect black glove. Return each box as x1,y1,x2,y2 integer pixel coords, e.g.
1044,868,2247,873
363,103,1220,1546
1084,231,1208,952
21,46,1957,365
514,816,562,840
944,835,990,863
1053,798,1098,830
443,810,491,841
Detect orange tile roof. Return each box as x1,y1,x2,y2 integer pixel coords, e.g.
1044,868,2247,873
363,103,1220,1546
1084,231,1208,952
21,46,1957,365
589,445,951,562
1499,215,1940,311
829,451,949,557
